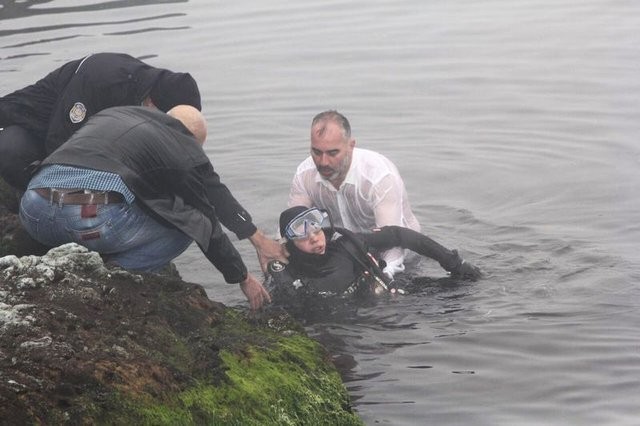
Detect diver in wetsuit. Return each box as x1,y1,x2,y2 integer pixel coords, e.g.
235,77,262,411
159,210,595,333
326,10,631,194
267,206,482,301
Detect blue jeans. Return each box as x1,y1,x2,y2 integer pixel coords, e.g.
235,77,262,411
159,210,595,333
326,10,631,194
19,189,192,272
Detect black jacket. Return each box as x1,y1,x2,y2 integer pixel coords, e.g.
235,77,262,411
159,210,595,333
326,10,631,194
40,106,255,284
0,52,199,154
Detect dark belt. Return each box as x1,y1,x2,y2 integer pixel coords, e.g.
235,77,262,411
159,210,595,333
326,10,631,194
35,188,124,205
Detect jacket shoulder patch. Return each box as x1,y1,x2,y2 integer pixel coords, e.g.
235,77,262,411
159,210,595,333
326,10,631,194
69,102,87,123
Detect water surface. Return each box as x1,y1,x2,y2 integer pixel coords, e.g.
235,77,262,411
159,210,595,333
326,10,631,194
1,1,639,424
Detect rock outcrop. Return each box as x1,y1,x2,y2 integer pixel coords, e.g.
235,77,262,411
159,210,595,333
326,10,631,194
0,184,362,424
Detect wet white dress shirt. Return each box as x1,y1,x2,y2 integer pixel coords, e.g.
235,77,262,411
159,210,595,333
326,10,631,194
288,147,420,278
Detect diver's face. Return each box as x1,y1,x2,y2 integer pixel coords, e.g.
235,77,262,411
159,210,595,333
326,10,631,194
293,229,326,255
310,121,355,188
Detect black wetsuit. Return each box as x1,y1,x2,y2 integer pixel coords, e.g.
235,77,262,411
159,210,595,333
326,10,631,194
268,226,476,299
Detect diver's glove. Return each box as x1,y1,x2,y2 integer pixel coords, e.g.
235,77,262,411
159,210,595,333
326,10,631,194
447,250,482,280
371,258,406,295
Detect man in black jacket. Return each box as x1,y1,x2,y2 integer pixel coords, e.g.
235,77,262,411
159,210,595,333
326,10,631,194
19,105,282,310
0,52,201,190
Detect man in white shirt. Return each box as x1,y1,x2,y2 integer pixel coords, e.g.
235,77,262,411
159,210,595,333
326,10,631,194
288,110,421,279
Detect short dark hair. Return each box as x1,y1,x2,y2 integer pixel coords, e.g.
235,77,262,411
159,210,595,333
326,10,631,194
311,110,351,139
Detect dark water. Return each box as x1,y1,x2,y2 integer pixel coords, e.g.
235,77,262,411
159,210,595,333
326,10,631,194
2,1,639,424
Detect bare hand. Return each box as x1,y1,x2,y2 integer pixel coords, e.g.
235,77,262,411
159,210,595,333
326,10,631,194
239,272,272,310
249,229,289,273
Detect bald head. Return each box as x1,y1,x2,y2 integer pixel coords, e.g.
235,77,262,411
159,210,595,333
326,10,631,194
167,105,207,145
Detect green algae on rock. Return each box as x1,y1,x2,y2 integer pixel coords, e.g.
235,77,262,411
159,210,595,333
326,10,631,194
0,243,362,425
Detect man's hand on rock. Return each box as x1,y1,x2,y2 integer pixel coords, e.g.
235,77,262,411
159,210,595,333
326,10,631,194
239,272,272,311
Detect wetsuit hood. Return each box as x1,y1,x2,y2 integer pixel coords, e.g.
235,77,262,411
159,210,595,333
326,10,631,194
280,205,339,274
279,206,309,238
280,205,335,241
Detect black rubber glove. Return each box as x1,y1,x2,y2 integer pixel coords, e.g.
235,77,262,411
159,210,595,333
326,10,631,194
448,250,482,280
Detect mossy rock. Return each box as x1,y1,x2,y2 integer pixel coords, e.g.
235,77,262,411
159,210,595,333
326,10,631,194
0,244,362,425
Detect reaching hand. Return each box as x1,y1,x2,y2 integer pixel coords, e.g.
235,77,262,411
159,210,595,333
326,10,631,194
450,250,482,280
249,230,289,273
454,260,482,279
239,272,272,310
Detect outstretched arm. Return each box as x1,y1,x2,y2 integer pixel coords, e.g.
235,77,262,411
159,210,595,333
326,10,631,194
200,230,272,310
363,226,482,279
186,163,288,274
200,162,258,240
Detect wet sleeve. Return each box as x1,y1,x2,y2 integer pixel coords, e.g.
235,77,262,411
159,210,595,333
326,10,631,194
370,174,406,227
200,220,248,284
363,226,462,272
170,167,249,282
368,174,411,273
287,168,313,208
0,59,80,136
199,162,257,240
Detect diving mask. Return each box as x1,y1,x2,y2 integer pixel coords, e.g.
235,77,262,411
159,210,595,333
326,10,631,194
284,207,330,240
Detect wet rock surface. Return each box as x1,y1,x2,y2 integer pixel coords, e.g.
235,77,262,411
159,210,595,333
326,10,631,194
0,184,361,424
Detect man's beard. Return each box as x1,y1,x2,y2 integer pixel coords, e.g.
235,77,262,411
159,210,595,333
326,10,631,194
318,166,340,182
317,154,351,184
